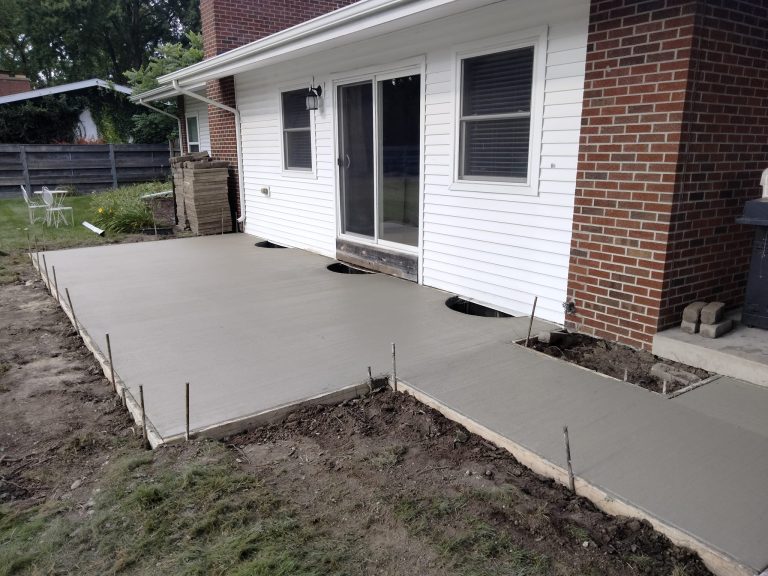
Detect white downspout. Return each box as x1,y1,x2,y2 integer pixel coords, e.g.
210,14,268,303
172,80,247,225
136,98,184,156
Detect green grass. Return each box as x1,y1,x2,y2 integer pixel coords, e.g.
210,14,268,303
0,442,355,576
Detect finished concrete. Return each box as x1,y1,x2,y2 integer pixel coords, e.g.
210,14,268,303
654,318,768,388
41,235,768,575
43,235,553,441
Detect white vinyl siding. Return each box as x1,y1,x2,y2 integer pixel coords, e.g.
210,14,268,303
182,95,211,153
235,0,588,323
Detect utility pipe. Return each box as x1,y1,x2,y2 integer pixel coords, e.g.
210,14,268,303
172,80,246,226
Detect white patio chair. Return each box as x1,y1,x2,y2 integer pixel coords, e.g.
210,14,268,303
41,187,73,227
21,185,46,224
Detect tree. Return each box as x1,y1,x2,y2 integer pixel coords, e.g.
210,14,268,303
125,31,204,143
0,0,200,85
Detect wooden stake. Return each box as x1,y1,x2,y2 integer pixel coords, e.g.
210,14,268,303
65,288,79,333
623,369,628,382
140,385,149,449
26,229,32,259
563,425,575,492
185,382,190,441
391,342,398,393
106,333,116,392
121,387,126,407
42,254,50,292
35,248,41,277
524,296,539,347
52,266,60,304
368,366,373,391
662,381,668,396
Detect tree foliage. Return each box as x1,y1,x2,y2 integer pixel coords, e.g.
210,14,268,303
125,31,204,144
0,96,83,144
0,0,200,143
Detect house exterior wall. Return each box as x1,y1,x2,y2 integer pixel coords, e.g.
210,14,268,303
0,73,31,97
182,95,212,153
565,0,768,350
235,0,590,323
200,0,360,219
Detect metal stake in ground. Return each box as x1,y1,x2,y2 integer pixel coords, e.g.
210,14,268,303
52,266,60,304
42,254,50,293
106,333,116,392
185,382,190,441
391,342,398,392
65,288,79,334
563,425,575,492
139,385,149,449
368,366,373,391
525,296,539,347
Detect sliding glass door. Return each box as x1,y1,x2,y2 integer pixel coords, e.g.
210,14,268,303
338,72,421,248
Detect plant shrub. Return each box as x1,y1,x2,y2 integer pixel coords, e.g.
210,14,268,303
90,182,170,233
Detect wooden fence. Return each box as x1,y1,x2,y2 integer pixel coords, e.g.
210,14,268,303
0,143,177,199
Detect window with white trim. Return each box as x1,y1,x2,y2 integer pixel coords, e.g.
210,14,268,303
281,89,312,171
459,46,534,182
185,115,200,153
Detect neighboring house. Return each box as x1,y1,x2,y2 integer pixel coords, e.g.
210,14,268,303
0,78,133,141
134,0,768,351
0,71,32,97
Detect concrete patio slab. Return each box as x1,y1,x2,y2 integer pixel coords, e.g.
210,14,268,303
42,235,552,442
671,376,768,440
38,235,768,575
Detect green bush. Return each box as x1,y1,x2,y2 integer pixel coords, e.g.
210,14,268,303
90,182,170,233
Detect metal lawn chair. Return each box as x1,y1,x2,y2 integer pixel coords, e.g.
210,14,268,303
41,187,73,227
21,185,46,224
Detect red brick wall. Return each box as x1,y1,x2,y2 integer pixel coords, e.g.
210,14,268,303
566,0,768,349
658,0,768,328
199,0,360,222
0,73,31,97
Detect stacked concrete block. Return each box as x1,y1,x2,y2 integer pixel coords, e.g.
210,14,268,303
170,153,232,235
680,301,733,339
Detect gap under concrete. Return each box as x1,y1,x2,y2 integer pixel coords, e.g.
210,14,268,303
36,235,768,576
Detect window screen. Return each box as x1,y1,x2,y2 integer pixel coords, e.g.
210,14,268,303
460,46,534,181
186,116,199,153
282,89,312,170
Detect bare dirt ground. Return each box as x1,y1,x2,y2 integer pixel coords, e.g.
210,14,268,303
529,333,711,394
0,254,712,575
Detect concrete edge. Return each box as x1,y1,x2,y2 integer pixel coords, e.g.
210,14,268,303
32,253,165,448
161,380,379,444
395,378,757,576
653,331,768,389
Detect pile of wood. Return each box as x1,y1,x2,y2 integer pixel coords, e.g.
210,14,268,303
170,152,232,235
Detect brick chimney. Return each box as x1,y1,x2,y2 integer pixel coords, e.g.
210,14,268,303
199,0,360,224
0,72,31,97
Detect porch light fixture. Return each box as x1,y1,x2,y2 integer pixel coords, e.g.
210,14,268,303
305,85,322,111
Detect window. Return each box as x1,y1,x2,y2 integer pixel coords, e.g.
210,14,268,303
186,115,200,153
281,89,312,171
459,46,534,182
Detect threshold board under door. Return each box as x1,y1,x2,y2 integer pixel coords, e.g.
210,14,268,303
336,239,418,282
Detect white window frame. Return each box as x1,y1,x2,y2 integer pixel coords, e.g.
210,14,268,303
185,114,200,153
279,84,317,178
450,27,547,196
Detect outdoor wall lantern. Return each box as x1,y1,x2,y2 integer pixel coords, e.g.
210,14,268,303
306,85,322,111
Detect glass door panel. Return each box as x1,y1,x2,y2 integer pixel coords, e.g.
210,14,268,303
379,75,420,247
338,82,375,238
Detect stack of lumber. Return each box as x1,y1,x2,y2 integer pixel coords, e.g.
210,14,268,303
170,153,232,235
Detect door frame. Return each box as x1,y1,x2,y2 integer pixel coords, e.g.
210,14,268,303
331,56,426,281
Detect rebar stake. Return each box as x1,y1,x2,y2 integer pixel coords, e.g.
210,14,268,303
140,385,149,449
185,382,190,441
391,342,398,393
42,254,50,292
65,288,79,334
106,333,116,392
524,296,539,347
563,425,575,492
52,266,60,304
